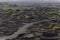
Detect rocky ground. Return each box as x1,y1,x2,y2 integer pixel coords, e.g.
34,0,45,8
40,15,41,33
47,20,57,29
0,3,60,40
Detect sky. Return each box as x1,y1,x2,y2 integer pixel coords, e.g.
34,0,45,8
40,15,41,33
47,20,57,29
0,0,60,2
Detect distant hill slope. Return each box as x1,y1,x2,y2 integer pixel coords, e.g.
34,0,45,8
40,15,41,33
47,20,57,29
0,1,60,7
